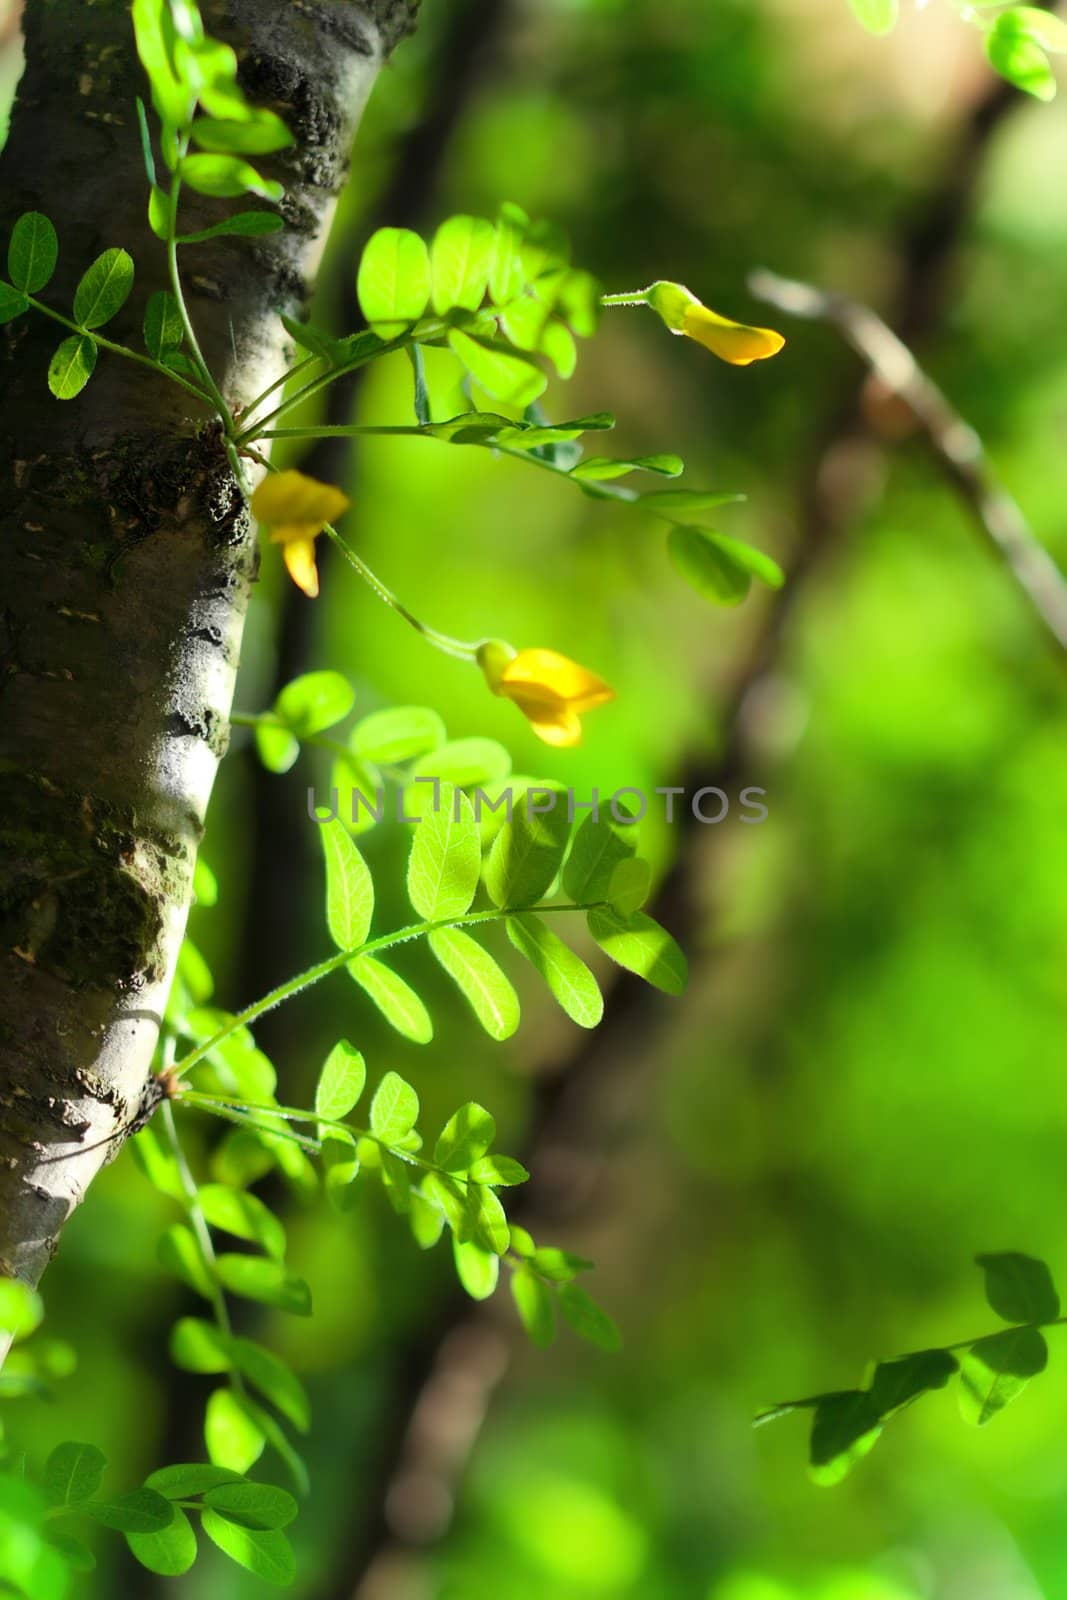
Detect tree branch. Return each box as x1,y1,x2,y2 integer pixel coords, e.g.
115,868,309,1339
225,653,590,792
749,267,1067,657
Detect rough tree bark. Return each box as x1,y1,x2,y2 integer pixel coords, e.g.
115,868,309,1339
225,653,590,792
0,0,417,1296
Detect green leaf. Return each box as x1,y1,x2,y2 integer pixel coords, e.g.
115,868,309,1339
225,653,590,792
44,1530,96,1572
215,1256,312,1316
276,670,354,734
430,214,495,314
0,1278,43,1341
557,268,602,337
380,1147,414,1214
239,1397,310,1497
586,906,688,995
608,856,651,916
132,0,195,126
203,1481,297,1530
562,811,638,903
347,956,434,1044
197,1184,287,1262
407,739,512,813
0,282,29,323
958,1326,1048,1425
463,1182,510,1255
8,212,58,293
43,1443,106,1508
408,342,431,424
143,290,183,360
321,818,374,950
357,226,431,337
178,211,285,244
558,1284,622,1352
485,799,571,908
1005,6,1067,53
489,206,526,305
453,1237,499,1300
448,328,547,407
352,705,446,764
73,248,133,328
512,1265,556,1348
808,1391,883,1484
85,1488,174,1533
369,1070,420,1143
866,1349,958,1416
987,10,1057,99
668,525,783,605
157,1222,214,1298
228,1338,311,1433
410,1191,447,1249
256,723,299,774
205,1388,267,1473
846,0,898,34
506,913,604,1028
201,1509,296,1586
976,1252,1060,1324
148,185,170,241
145,1464,242,1499
315,1038,366,1120
181,153,284,201
572,454,683,481
406,783,481,919
191,111,293,155
130,1125,186,1203
640,489,746,515
434,1103,496,1173
170,1317,231,1373
47,335,97,400
428,927,521,1040
127,1506,197,1576
469,1153,529,1186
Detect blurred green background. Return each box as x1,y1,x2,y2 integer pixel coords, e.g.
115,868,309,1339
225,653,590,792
7,0,1067,1594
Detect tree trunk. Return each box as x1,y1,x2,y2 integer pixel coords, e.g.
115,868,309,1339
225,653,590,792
0,0,416,1298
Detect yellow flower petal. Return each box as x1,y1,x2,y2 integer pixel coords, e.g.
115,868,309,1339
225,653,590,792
499,648,615,713
282,537,319,598
682,304,785,366
526,707,583,748
251,469,350,530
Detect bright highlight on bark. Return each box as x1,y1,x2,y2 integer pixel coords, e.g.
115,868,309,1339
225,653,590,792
477,640,615,747
250,469,351,598
602,280,785,366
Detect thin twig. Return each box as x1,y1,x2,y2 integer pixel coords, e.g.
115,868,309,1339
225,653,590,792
749,267,1067,657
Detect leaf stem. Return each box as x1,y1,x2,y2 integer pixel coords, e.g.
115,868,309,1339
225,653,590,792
26,295,214,408
170,900,603,1081
323,525,480,660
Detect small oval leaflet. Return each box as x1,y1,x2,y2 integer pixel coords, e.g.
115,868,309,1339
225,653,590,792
8,211,58,293
73,248,134,329
48,335,97,400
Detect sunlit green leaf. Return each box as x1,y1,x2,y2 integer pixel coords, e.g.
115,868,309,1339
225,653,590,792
572,454,683,481
43,1443,106,1508
512,1265,556,1347
178,211,285,244
369,1070,420,1143
485,799,570,908
201,1509,295,1586
434,1103,496,1173
205,1388,267,1473
203,1481,297,1531
47,335,97,399
808,1391,883,1483
191,111,293,155
347,955,434,1044
197,1184,287,1262
453,1237,499,1300
357,226,431,337
987,9,1057,99
846,0,898,34
506,913,603,1028
406,783,480,919
85,1488,174,1534
314,1038,366,1121
127,1506,197,1576
0,282,29,323
958,1327,1048,1425
215,1256,311,1316
562,810,638,903
431,214,495,314
181,153,284,201
321,818,374,950
448,328,547,407
587,907,688,994
428,928,521,1040
352,705,446,765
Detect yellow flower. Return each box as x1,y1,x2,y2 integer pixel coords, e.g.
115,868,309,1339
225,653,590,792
647,280,784,366
250,470,351,599
477,640,615,748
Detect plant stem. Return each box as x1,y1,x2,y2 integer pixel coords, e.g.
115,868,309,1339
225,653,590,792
170,900,603,1081
166,142,236,434
26,295,214,408
159,1099,246,1400
323,525,480,660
